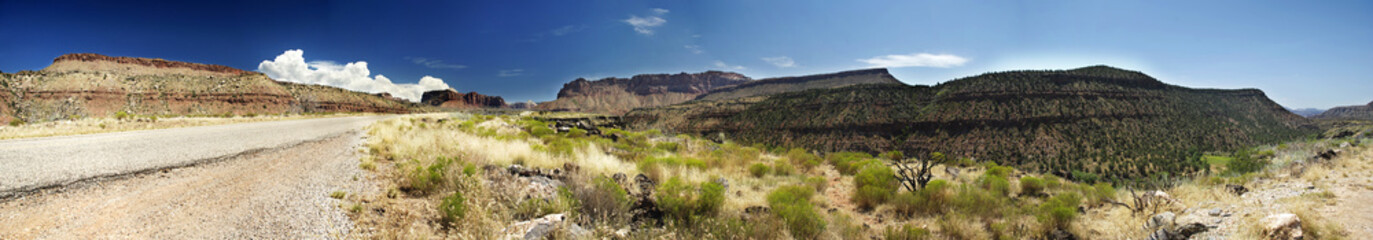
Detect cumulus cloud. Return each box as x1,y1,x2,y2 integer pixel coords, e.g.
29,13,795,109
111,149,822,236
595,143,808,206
406,57,467,70
499,69,525,77
858,53,968,68
624,8,668,35
258,49,451,102
713,60,746,70
684,45,703,54
762,56,796,68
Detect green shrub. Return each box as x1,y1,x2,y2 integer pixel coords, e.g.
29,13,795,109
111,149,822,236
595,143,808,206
893,179,951,217
853,163,897,209
1071,170,1100,184
978,174,1011,197
773,159,796,176
951,185,1006,218
1020,176,1046,197
566,127,588,138
786,148,823,171
879,150,905,161
439,191,467,225
883,223,931,240
826,152,871,175
767,185,826,239
1037,192,1082,231
748,163,771,178
655,142,681,153
407,157,453,194
805,176,828,192
329,190,347,199
656,177,726,223
1084,182,1116,206
514,187,579,220
530,125,555,138
1224,149,1267,175
115,110,131,120
8,119,23,126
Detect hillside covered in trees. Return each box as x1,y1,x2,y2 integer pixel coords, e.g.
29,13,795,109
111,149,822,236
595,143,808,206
626,66,1318,181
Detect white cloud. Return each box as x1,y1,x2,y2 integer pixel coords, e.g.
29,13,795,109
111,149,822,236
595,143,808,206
407,57,467,70
713,60,746,70
624,8,668,35
258,49,451,102
499,69,525,77
857,53,968,68
762,56,796,68
684,45,703,54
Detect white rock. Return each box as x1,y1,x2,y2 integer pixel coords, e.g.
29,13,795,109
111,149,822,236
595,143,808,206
1262,213,1302,240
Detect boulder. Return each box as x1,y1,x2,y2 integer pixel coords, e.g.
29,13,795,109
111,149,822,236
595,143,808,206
1146,212,1177,231
501,213,566,240
1226,184,1249,196
1262,213,1303,240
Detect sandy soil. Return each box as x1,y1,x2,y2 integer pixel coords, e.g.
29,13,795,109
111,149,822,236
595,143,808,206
0,132,380,239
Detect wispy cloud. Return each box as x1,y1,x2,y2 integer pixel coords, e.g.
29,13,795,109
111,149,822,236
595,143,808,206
498,69,525,77
259,49,451,102
857,53,968,68
406,57,467,70
550,25,587,36
624,8,668,35
684,45,703,54
713,60,746,70
762,56,796,68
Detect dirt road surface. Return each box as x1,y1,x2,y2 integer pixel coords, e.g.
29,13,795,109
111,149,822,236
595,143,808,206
0,116,389,239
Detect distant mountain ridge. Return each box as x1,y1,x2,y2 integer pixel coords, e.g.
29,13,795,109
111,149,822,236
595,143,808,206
535,71,751,114
0,53,420,124
1312,101,1373,120
1288,108,1327,117
627,66,1317,180
421,89,508,109
694,68,902,101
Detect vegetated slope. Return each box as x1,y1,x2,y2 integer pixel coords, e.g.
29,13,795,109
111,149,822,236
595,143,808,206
0,53,419,124
420,89,508,109
534,71,750,114
1311,101,1373,120
694,68,903,101
626,66,1318,180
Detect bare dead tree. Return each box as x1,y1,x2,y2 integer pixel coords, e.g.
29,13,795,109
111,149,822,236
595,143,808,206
893,152,949,192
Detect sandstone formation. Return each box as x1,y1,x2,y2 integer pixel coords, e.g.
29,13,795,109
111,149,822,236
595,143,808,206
0,53,418,124
420,89,508,108
694,68,902,101
535,71,750,114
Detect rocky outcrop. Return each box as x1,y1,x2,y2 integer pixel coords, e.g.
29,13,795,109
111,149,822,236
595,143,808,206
536,71,750,114
420,89,508,108
695,68,902,101
1262,213,1303,240
0,53,418,124
1311,101,1373,120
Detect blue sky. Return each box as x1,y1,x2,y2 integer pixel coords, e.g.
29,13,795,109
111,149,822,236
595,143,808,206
1,0,1369,108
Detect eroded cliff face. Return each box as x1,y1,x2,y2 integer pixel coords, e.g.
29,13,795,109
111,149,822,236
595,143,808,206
1311,101,1373,121
694,68,903,101
627,66,1318,180
536,71,750,114
0,53,418,124
420,89,508,109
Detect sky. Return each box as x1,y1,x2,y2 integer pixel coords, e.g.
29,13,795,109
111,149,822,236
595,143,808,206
1,0,1370,108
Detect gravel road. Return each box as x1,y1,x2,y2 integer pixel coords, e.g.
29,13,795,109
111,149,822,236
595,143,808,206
0,115,387,197
0,116,390,239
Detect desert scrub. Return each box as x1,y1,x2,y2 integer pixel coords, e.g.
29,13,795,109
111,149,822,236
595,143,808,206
893,179,951,217
439,190,467,225
748,163,771,178
1020,176,1046,197
404,156,454,194
656,177,726,224
1037,192,1082,232
826,151,872,175
772,159,796,176
513,187,580,220
884,223,932,240
767,185,826,239
852,162,897,209
786,148,823,171
571,176,632,225
330,190,347,199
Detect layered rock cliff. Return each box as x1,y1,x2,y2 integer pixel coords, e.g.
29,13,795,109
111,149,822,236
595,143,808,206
535,71,750,114
0,53,419,124
420,89,508,108
1311,101,1373,120
627,66,1318,180
694,68,902,101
